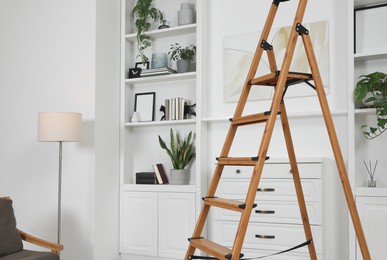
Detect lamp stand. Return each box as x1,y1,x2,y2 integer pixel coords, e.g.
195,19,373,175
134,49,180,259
58,141,62,244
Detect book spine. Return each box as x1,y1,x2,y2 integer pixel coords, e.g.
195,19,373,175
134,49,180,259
156,164,169,184
165,99,170,121
136,178,157,184
152,164,163,184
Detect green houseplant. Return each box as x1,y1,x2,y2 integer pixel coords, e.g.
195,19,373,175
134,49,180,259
132,0,163,65
354,72,387,139
168,43,196,73
158,128,195,184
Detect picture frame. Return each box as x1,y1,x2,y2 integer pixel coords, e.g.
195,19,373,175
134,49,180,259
135,61,150,70
134,92,156,122
354,3,387,54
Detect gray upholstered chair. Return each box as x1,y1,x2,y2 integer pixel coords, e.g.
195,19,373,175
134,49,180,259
0,197,63,260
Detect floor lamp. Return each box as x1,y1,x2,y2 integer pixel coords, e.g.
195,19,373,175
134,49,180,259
38,112,82,244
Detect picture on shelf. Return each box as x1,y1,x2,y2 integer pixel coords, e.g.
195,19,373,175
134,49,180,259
134,92,156,122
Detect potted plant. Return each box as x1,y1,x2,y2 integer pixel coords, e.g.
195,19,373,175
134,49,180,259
354,72,387,139
168,43,196,73
158,128,195,185
132,0,163,65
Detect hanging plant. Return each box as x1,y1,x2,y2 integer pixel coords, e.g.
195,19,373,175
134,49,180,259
354,72,387,139
132,0,163,64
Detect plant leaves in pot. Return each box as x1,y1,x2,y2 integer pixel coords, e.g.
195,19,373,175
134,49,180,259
168,43,196,73
132,0,163,65
354,72,387,139
158,128,195,185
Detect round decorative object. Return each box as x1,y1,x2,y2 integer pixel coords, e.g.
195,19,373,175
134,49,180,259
178,3,195,26
169,169,190,185
151,52,168,69
176,59,190,73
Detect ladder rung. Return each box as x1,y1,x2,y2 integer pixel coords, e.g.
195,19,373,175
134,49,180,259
203,197,256,212
230,112,270,126
250,70,313,86
217,156,270,166
189,237,243,260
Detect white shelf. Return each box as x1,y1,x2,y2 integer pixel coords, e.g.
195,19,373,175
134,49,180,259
125,71,196,85
125,24,197,42
125,119,196,127
354,0,387,8
356,187,387,196
355,108,376,114
354,50,387,62
122,183,196,193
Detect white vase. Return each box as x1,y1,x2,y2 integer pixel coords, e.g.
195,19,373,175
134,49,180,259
131,112,140,122
169,169,190,185
178,3,195,26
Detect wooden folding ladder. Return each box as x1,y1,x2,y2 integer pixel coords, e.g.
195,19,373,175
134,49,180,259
185,0,371,259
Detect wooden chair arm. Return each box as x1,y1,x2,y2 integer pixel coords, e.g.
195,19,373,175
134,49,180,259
18,229,64,253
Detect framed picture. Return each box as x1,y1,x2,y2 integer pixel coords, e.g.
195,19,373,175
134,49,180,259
135,61,150,70
354,3,387,54
134,92,156,122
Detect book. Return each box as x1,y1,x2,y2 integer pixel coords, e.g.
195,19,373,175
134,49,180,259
153,164,164,184
156,164,169,184
136,178,158,184
141,67,177,77
136,172,157,179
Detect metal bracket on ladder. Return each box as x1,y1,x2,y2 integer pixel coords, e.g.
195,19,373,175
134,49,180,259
184,0,372,259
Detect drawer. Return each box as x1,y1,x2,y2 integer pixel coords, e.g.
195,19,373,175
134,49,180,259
218,179,322,202
214,201,322,225
213,221,322,254
241,249,321,260
221,163,321,179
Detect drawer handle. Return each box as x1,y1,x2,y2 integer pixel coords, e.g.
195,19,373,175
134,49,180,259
257,188,275,192
255,210,275,214
255,234,275,239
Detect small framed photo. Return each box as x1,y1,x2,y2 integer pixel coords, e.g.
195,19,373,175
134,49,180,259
134,92,156,122
135,62,150,70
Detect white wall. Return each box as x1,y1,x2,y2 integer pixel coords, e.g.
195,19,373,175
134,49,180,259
0,0,96,259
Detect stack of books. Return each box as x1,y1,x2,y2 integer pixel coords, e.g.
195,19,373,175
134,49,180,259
141,67,177,77
165,97,190,120
135,172,158,184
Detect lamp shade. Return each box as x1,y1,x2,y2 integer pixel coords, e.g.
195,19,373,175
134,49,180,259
38,112,82,142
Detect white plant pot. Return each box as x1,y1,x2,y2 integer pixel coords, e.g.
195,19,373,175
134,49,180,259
362,91,383,107
170,169,190,185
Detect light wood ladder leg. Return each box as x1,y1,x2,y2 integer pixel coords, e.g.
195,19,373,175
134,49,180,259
301,32,371,260
279,100,318,260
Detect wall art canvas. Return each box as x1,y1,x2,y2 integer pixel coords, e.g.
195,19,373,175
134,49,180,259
224,20,330,102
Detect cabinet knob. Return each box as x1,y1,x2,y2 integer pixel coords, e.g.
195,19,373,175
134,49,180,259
289,169,293,174
255,234,275,239
235,169,241,174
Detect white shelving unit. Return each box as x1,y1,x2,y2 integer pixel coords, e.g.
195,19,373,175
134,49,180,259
348,0,387,259
119,0,208,259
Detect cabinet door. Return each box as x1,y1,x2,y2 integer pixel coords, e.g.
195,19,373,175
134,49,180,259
158,192,196,259
356,196,387,260
120,191,158,256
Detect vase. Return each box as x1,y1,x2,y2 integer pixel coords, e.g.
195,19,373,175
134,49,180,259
368,177,376,187
178,3,195,26
151,52,168,69
176,59,190,73
131,112,140,122
158,19,170,29
170,169,190,185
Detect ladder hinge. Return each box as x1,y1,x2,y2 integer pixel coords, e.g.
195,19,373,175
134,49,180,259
202,196,217,201
273,0,290,6
260,40,273,50
296,23,309,35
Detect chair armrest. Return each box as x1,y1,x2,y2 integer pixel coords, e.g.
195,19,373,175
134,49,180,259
18,229,64,253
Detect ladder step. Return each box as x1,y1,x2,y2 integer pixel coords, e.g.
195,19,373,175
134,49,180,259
250,70,312,86
189,237,244,260
203,197,256,212
217,156,270,166
230,112,270,126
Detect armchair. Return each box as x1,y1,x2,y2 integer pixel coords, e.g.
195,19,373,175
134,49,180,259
0,197,63,259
